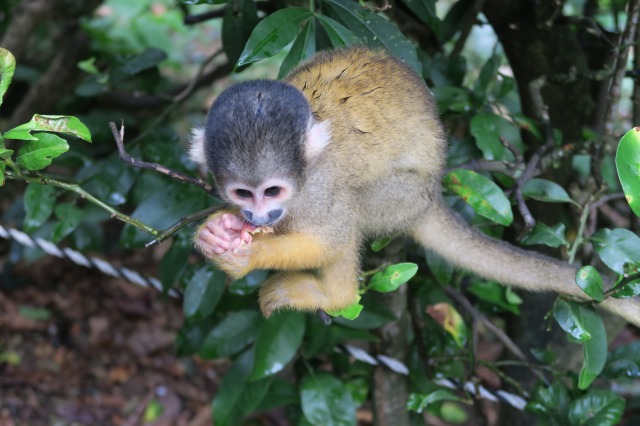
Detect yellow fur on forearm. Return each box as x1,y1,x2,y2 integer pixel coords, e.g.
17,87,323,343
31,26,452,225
247,233,334,271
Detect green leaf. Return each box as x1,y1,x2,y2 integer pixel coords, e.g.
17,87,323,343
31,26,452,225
315,15,358,48
522,178,577,205
426,303,467,347
604,341,640,378
250,311,305,380
119,182,209,248
213,349,273,426
325,0,421,74
222,0,260,65
23,183,57,232
616,127,640,217
52,203,84,243
0,47,16,109
575,266,604,302
300,373,356,426
237,8,313,66
77,57,99,74
577,307,607,389
408,389,460,413
16,133,69,171
333,297,396,329
18,305,51,321
4,114,92,142
432,86,474,113
327,298,363,320
370,236,392,252
468,282,521,314
474,55,501,94
520,222,569,248
612,275,640,298
527,381,569,416
199,310,261,359
279,19,316,78
443,169,513,226
0,162,5,186
400,0,439,29
470,112,521,161
591,228,640,274
160,237,191,290
368,263,418,293
182,265,226,320
567,390,624,426
552,299,591,342
229,270,269,295
425,249,453,286
0,148,14,159
109,48,167,82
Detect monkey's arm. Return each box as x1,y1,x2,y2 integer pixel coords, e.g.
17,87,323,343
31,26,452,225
195,211,341,279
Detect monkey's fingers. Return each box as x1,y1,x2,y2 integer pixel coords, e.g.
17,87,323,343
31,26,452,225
198,229,232,255
221,213,246,231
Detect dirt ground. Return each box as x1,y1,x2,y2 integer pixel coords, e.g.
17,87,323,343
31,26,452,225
0,251,228,426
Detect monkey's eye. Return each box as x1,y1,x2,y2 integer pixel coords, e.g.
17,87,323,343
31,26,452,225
235,189,253,199
264,186,282,198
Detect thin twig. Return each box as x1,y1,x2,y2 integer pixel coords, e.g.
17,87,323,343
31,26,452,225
109,122,217,196
145,206,220,248
5,171,160,236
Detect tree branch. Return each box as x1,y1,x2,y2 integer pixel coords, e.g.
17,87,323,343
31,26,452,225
109,122,218,197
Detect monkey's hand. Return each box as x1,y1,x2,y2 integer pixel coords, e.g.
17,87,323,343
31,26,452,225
194,212,256,278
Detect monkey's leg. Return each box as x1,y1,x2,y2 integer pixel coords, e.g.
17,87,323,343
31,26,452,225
258,247,360,317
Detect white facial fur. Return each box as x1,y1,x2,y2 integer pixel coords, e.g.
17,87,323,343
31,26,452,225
225,178,295,226
188,127,206,165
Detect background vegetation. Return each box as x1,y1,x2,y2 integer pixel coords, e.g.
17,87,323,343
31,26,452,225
2,0,640,425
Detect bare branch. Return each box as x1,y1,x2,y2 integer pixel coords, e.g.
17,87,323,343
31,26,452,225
109,122,218,197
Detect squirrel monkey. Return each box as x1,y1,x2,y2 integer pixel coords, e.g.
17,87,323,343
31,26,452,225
189,47,640,326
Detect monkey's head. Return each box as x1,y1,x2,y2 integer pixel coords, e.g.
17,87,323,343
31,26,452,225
189,80,330,227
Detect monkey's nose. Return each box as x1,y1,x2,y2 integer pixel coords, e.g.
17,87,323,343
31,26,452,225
241,209,283,226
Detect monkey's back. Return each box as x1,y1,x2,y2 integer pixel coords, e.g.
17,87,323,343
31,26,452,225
285,47,447,186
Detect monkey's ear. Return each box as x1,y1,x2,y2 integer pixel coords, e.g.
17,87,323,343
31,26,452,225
188,127,207,165
304,120,331,160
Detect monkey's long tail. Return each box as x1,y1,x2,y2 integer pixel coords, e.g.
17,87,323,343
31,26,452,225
412,198,640,328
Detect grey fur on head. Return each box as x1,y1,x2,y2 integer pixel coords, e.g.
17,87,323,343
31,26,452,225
202,80,311,188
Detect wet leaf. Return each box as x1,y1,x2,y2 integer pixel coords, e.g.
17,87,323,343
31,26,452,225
23,183,56,232
591,228,640,274
238,8,313,66
522,178,577,205
300,373,356,426
575,266,604,302
182,265,226,320
567,390,624,426
616,127,640,217
553,299,591,342
250,311,305,380
443,169,513,226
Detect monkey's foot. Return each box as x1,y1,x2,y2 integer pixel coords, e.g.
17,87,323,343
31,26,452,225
258,272,330,317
